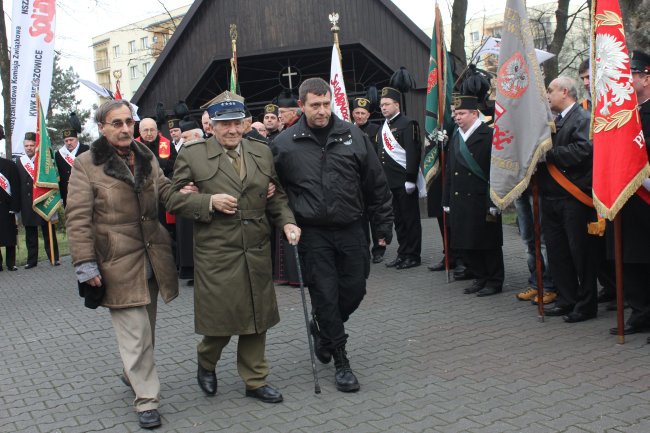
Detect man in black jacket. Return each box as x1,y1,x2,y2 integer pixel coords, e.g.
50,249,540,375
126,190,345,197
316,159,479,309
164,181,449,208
0,156,20,271
539,76,598,322
379,87,423,269
442,96,503,297
55,126,89,207
273,78,393,393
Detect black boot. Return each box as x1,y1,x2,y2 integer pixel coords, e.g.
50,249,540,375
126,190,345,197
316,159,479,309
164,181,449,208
332,346,360,392
310,317,332,364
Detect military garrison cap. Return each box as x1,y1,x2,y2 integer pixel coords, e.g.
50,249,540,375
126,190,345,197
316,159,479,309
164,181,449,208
380,87,401,102
206,91,246,121
631,50,650,74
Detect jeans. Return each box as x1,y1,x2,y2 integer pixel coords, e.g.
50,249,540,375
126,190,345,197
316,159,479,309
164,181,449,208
515,192,555,291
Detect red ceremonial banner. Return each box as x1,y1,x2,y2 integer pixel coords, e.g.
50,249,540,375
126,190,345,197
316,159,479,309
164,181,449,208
591,0,650,219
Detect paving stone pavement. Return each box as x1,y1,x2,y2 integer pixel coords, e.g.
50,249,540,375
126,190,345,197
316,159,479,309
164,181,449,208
1,219,649,433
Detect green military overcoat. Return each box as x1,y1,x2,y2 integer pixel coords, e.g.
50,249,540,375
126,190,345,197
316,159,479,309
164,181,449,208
166,136,295,336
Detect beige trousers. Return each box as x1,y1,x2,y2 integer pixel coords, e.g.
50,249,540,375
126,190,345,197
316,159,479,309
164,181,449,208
198,332,269,390
110,280,160,412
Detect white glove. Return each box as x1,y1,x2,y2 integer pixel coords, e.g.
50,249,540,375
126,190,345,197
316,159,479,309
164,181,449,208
435,129,448,143
405,181,416,194
443,206,450,214
489,207,500,216
643,178,650,192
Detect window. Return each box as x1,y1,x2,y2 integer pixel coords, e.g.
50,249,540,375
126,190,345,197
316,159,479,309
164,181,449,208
128,40,136,53
141,36,149,49
130,65,138,79
471,31,480,43
143,62,150,75
112,45,120,58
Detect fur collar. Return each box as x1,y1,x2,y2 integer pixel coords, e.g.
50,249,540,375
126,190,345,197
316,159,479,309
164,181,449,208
90,136,153,192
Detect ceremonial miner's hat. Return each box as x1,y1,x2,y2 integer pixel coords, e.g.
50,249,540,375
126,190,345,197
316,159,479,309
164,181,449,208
206,91,246,121
24,132,36,141
352,97,372,112
180,116,200,133
454,95,478,110
380,87,401,102
167,117,181,130
62,112,82,138
264,104,279,117
631,50,650,74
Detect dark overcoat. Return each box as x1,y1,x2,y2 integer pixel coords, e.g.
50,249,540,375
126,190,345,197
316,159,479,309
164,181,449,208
55,143,90,206
166,136,296,336
443,122,503,250
0,158,20,246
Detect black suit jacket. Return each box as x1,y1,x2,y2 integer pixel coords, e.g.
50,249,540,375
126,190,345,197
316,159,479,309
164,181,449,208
538,103,593,199
377,113,422,189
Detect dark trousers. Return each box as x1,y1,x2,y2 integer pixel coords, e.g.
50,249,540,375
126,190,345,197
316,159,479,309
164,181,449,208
299,221,369,351
623,263,650,327
25,223,59,265
463,248,504,289
0,246,16,268
542,197,597,315
391,187,422,261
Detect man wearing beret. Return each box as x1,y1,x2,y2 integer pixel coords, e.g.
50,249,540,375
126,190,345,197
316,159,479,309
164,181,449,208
166,91,299,403
55,123,89,207
263,104,281,141
278,94,301,130
442,95,504,297
16,132,60,268
379,87,423,269
609,50,650,338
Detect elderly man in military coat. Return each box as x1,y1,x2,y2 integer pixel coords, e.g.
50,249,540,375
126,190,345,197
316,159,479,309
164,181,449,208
166,91,299,404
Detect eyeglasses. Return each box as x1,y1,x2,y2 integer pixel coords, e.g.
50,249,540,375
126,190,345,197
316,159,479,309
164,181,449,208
103,118,135,128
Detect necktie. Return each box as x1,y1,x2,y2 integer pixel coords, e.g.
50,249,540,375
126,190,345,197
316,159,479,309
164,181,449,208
227,149,241,176
555,113,562,124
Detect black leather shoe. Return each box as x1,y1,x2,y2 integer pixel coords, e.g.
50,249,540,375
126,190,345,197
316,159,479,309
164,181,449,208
453,269,473,281
597,288,615,304
609,324,649,335
8,265,18,271
245,385,283,403
476,287,502,297
310,320,331,364
197,364,217,395
54,261,60,266
137,409,161,429
24,263,37,269
563,312,596,323
428,260,455,272
647,336,650,344
544,305,573,316
187,279,194,287
385,257,404,268
396,258,421,269
463,281,483,294
372,252,384,264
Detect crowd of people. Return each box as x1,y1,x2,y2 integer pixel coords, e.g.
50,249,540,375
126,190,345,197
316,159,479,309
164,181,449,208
0,51,648,429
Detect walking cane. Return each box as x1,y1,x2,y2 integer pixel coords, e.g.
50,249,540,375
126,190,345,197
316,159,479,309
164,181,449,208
290,233,322,394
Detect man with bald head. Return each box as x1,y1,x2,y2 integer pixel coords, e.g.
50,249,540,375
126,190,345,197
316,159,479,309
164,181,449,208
538,76,597,323
251,122,267,138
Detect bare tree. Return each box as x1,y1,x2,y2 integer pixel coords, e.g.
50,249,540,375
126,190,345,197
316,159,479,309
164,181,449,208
620,0,650,53
450,0,468,70
0,3,12,157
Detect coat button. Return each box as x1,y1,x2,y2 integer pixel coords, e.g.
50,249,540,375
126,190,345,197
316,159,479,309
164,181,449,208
455,172,458,176
455,192,459,196
141,215,146,221
243,220,249,225
146,242,152,248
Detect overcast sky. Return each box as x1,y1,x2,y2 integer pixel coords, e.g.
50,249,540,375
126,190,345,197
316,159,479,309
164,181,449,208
2,0,548,118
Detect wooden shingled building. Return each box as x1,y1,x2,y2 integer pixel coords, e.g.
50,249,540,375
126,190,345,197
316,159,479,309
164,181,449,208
132,0,431,125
